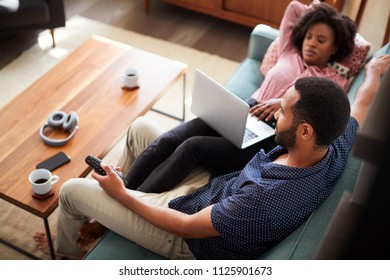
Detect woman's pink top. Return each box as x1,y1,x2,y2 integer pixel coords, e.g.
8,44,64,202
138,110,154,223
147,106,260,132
251,1,349,101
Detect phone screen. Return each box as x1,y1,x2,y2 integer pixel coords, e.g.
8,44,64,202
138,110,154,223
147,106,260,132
36,151,71,171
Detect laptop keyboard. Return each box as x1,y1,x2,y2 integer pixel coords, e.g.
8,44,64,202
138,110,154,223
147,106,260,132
243,128,258,143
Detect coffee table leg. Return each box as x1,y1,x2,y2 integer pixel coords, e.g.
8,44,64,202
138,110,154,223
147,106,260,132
44,217,56,260
151,73,186,122
0,237,40,260
0,216,54,260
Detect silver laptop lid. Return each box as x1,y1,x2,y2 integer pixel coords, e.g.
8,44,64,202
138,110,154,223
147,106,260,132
191,69,249,149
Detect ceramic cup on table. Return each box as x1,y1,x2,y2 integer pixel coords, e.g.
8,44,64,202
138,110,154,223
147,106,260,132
118,67,139,89
28,168,59,195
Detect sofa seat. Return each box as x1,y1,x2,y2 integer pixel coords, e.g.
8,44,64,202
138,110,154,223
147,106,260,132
84,231,165,260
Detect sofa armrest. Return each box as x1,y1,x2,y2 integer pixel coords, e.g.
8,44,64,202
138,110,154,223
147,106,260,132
225,24,279,101
247,24,279,62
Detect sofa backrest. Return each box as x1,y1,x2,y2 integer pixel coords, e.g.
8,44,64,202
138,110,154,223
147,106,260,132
347,43,390,103
259,153,361,259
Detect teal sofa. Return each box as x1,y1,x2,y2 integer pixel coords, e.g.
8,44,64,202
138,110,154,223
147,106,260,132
84,25,390,260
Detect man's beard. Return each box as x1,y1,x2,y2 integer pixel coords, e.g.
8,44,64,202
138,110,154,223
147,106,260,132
274,122,299,149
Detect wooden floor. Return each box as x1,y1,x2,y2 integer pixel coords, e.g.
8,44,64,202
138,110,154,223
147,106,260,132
0,0,252,70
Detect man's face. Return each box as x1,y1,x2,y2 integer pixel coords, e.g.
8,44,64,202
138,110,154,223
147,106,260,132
275,120,300,148
274,86,300,148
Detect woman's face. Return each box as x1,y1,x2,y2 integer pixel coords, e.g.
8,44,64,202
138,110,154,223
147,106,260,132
302,22,337,67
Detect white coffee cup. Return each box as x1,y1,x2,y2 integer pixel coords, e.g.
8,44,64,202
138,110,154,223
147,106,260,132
28,169,59,195
118,67,139,89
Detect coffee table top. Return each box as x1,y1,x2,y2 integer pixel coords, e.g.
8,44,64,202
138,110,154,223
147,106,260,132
0,36,187,218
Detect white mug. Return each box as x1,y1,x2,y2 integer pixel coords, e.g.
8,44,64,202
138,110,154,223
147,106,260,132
118,67,139,89
28,169,59,195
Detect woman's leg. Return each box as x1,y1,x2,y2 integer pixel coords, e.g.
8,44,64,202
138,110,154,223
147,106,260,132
125,118,217,189
136,136,273,193
122,117,276,193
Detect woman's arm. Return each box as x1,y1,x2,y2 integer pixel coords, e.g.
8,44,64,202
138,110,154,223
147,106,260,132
249,98,282,122
278,1,308,53
279,1,323,53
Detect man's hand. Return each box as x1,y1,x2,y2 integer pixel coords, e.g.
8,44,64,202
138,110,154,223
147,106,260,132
364,54,390,77
351,54,390,125
91,163,127,201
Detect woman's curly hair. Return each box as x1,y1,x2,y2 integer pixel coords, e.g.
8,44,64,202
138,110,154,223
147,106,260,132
292,3,356,62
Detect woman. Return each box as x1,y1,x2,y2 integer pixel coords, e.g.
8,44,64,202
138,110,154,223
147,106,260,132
249,0,355,122
123,0,357,193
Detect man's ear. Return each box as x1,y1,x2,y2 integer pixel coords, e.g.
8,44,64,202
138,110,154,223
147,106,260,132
300,123,315,140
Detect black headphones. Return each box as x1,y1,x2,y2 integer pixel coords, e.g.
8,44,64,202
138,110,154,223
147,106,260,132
39,111,79,146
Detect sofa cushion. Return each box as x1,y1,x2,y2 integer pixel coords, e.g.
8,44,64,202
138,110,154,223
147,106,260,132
259,38,280,77
329,34,372,79
84,231,165,260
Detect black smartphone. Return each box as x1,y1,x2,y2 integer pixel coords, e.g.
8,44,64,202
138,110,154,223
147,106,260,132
36,151,71,171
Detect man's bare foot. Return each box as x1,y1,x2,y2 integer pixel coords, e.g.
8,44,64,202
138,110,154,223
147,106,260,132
77,220,107,248
33,231,53,256
33,231,85,259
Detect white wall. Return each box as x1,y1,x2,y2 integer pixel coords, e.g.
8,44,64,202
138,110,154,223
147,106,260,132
343,0,390,52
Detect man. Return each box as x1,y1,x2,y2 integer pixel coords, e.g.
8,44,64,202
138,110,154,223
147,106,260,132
34,55,390,260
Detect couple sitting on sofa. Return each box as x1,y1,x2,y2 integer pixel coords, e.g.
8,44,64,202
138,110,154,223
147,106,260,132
33,0,390,259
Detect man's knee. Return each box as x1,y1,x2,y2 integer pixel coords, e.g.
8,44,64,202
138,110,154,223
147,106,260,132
129,117,164,140
127,117,164,154
60,178,78,196
152,130,180,151
59,178,95,204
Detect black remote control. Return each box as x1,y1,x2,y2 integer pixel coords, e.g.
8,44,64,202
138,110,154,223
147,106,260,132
85,155,128,186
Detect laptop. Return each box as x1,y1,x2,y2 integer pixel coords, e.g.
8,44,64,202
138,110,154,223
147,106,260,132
191,69,276,149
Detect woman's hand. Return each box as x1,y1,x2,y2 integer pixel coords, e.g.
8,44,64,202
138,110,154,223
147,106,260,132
249,98,282,121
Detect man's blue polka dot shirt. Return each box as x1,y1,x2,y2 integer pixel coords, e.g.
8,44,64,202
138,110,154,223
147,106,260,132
169,117,358,259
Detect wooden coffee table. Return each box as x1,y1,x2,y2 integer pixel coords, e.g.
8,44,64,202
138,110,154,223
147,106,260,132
0,35,187,259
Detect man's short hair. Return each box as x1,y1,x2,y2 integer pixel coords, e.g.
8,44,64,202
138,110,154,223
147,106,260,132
293,77,350,147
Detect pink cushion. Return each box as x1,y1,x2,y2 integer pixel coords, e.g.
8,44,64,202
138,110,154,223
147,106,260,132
260,38,280,76
260,36,371,79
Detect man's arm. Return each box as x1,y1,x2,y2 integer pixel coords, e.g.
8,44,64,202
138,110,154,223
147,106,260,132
92,164,220,239
351,55,390,125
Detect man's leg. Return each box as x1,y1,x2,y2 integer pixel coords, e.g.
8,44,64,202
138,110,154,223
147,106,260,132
118,116,166,175
76,116,166,247
56,178,198,259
